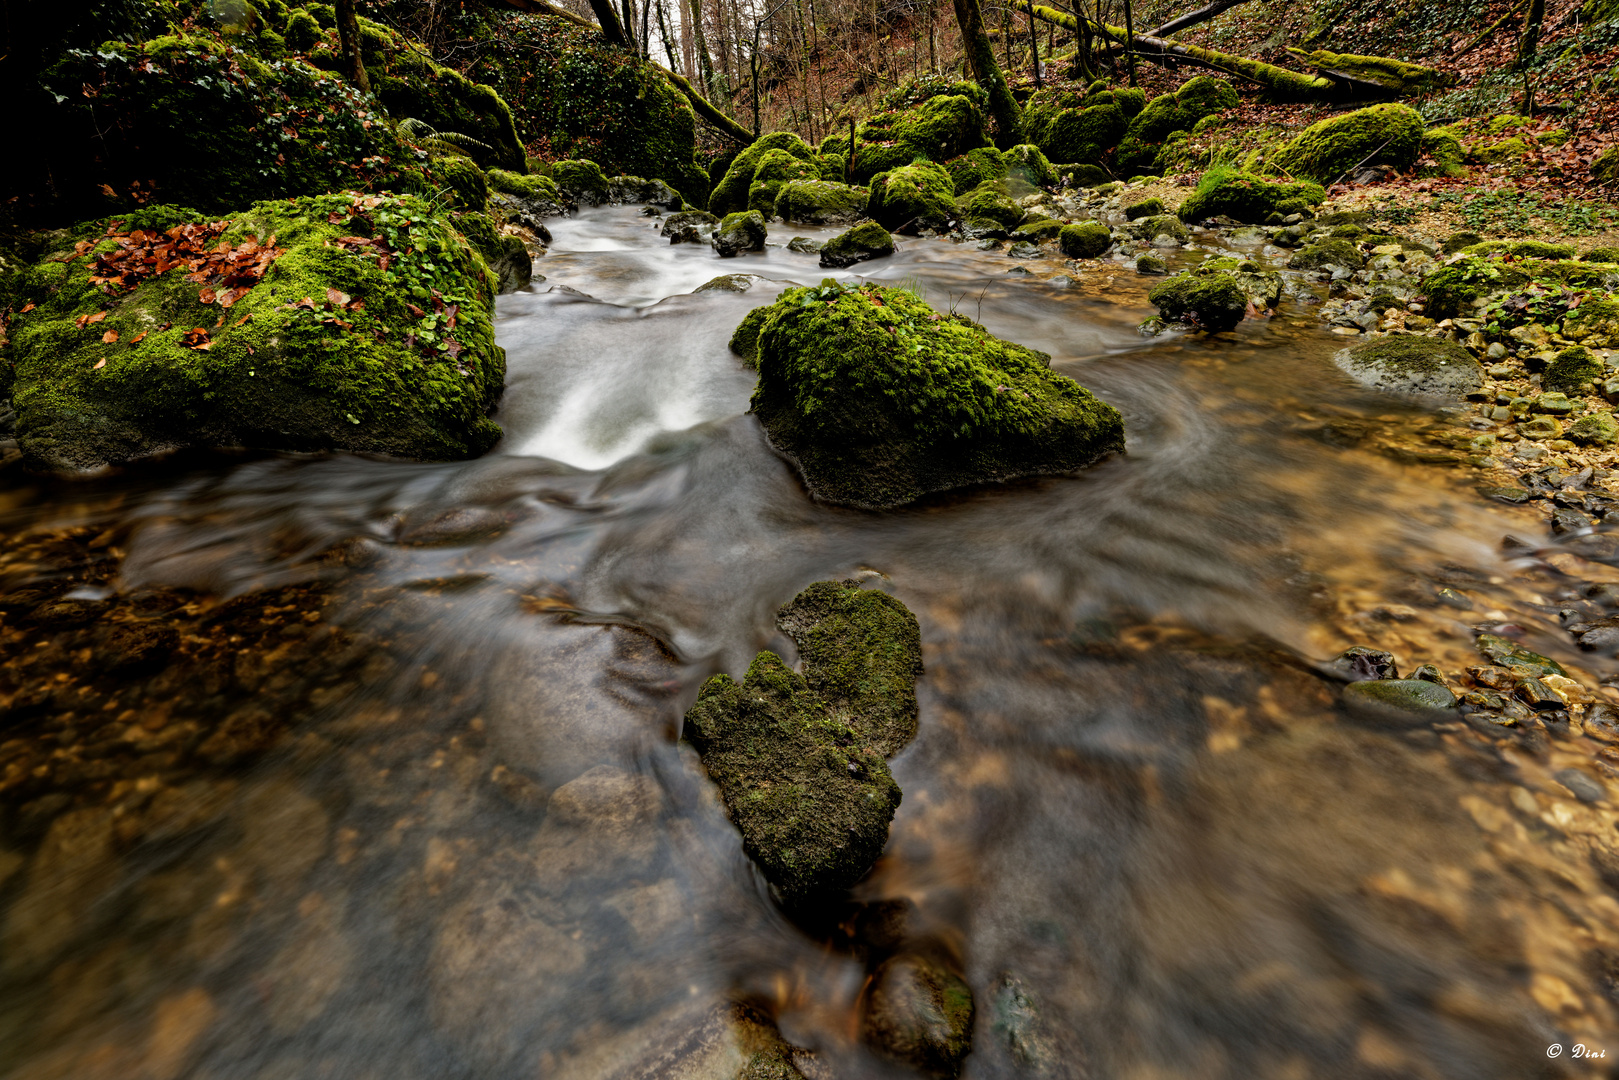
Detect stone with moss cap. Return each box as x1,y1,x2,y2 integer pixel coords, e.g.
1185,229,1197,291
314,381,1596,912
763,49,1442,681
1001,144,1056,187
1571,412,1619,446
1336,337,1483,399
432,156,487,211
1115,76,1239,175
868,162,959,233
1565,298,1619,347
1287,237,1365,272
1059,222,1113,259
943,147,1009,195
1146,269,1248,333
684,651,900,899
1462,240,1576,260
552,159,610,205
1177,168,1325,225
710,132,817,216
6,194,505,473
774,180,867,225
1270,104,1424,185
1544,346,1605,394
748,149,822,215
748,280,1124,508
713,211,768,257
958,181,1024,232
820,222,895,269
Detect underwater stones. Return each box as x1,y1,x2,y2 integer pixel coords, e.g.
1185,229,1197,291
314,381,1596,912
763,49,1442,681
712,211,768,257
710,131,817,216
1145,270,1248,334
606,175,682,208
1325,645,1399,681
1476,633,1565,678
748,281,1124,508
1176,169,1325,225
7,194,505,472
552,159,611,205
1342,679,1458,726
683,653,902,899
820,222,895,269
775,579,924,756
1058,221,1112,259
774,179,868,225
1271,103,1425,184
662,209,720,244
1336,337,1483,399
864,953,976,1076
867,161,959,233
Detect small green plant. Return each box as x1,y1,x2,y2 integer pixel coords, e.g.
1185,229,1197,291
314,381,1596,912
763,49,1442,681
398,117,493,159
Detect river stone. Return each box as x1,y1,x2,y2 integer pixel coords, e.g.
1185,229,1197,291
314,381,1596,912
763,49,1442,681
748,280,1124,508
712,210,768,257
695,273,767,293
662,209,719,243
607,175,682,208
787,236,825,254
683,651,901,900
1476,632,1564,677
775,579,923,756
820,221,895,269
1323,645,1399,682
864,953,975,1076
1342,678,1458,725
1336,337,1483,398
1146,270,1248,334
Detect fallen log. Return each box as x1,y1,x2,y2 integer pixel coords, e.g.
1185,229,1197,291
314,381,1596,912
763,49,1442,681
1144,0,1254,40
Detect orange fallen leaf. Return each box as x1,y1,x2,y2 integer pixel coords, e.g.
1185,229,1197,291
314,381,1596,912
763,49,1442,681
199,288,216,304
101,329,118,343
93,358,106,370
234,312,252,326
87,311,107,324
130,331,147,343
19,303,34,313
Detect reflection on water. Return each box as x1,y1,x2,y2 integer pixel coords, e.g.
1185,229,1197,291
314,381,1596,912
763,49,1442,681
2,206,1618,1079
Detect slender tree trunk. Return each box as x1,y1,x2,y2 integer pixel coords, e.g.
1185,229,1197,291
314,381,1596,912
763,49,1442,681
1517,0,1545,69
334,0,371,92
1121,0,1135,84
679,0,696,75
690,0,718,97
953,0,1023,145
620,0,640,51
1026,3,1041,84
587,0,632,45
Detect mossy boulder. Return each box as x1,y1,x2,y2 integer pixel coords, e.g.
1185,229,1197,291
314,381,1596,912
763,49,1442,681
1287,237,1365,271
1594,147,1619,185
1544,346,1605,393
432,156,488,211
1002,144,1056,186
820,222,895,269
1125,197,1165,220
958,181,1024,231
1421,127,1468,178
1059,221,1113,259
1146,270,1248,334
775,180,867,224
5,194,505,472
1115,76,1238,175
1571,411,1619,446
454,211,531,294
748,149,822,215
552,159,610,205
1177,168,1325,225
1564,298,1619,347
747,280,1124,508
1059,164,1112,187
486,168,561,206
1039,103,1128,166
1271,104,1424,184
944,146,1009,195
713,211,768,257
662,209,720,244
730,305,772,368
710,132,817,216
1136,214,1190,244
683,651,902,900
1336,336,1483,398
868,162,959,233
1014,218,1064,241
1463,240,1576,260
821,95,990,183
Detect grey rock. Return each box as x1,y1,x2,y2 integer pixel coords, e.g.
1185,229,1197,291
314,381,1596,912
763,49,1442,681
1336,337,1484,399
1553,768,1606,803
1342,678,1458,725
661,209,719,244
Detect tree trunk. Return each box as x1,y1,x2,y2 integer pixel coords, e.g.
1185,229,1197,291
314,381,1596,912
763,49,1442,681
1121,0,1135,84
586,0,633,46
1517,0,1545,69
1026,4,1042,85
679,0,696,74
953,0,1024,145
1144,0,1254,38
689,0,718,98
655,63,756,141
334,0,371,93
620,0,640,52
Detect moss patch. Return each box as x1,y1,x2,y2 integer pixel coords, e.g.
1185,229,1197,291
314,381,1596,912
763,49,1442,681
1059,222,1113,259
1544,346,1605,393
868,162,959,232
775,181,868,225
748,149,822,215
1271,104,1424,184
1147,269,1248,333
821,95,990,184
710,132,817,216
820,222,895,269
1177,167,1325,225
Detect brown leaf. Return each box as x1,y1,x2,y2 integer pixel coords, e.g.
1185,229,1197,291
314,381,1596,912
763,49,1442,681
93,358,106,370
325,287,349,308
130,331,148,344
101,329,118,343
19,303,35,313
87,311,107,324
181,327,211,350
199,288,217,304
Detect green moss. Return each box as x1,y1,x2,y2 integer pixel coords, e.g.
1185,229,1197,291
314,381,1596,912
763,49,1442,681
367,23,525,171
1039,103,1126,166
821,95,990,183
1594,147,1619,184
8,193,504,472
730,305,772,369
774,580,923,756
284,7,321,50
1544,346,1605,393
553,159,610,203
1138,214,1189,243
1462,240,1576,260
820,222,895,269
958,181,1024,231
774,180,867,225
1115,76,1238,175
1059,164,1111,187
1059,221,1112,259
1147,269,1248,333
1002,144,1055,187
1339,336,1482,397
1177,167,1325,224
944,147,1009,195
1286,237,1364,271
1582,247,1619,264
1422,127,1467,178
431,156,487,211
1271,103,1424,184
1125,197,1164,220
1570,411,1619,446
1115,87,1147,118
868,162,958,232
1014,218,1064,241
710,132,816,216
1565,298,1619,346
683,650,902,900
1287,50,1451,93
714,210,768,257
486,168,560,203
748,149,822,215
748,280,1125,508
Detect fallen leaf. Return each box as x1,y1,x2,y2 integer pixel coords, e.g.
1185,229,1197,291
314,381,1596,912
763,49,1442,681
326,287,349,307
130,331,148,343
234,312,252,326
93,358,106,370
87,311,107,324
20,303,35,313
101,329,118,343
199,288,216,304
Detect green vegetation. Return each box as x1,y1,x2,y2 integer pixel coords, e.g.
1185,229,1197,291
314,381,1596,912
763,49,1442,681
1178,167,1325,224
868,161,959,231
1147,269,1249,333
820,222,896,268
1270,103,1425,184
1059,221,1113,258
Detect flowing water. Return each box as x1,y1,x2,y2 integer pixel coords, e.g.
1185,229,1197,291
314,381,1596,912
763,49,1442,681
3,206,1619,1079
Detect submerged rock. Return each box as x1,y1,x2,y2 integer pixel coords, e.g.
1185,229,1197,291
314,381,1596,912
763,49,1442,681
1336,337,1483,398
6,195,505,472
864,953,976,1077
820,222,895,269
712,211,768,257
1342,678,1458,726
747,280,1124,508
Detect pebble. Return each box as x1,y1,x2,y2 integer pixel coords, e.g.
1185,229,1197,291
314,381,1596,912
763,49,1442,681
1342,679,1459,726
1552,768,1606,803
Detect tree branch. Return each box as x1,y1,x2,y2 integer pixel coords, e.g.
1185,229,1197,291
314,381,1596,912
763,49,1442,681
1143,0,1254,39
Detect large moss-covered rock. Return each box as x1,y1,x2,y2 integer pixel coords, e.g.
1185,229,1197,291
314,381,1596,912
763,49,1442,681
749,149,822,215
552,159,610,204
1271,103,1425,184
1002,144,1056,186
710,132,817,216
958,181,1024,231
821,95,990,183
5,194,504,472
748,280,1124,508
1177,168,1325,224
432,156,488,212
467,10,708,204
683,576,922,899
1336,337,1483,398
774,180,867,224
868,162,959,232
1287,237,1365,271
943,146,1010,195
820,222,895,269
1115,76,1238,175
713,211,768,257
1146,270,1248,334
1544,346,1605,393
1059,221,1113,259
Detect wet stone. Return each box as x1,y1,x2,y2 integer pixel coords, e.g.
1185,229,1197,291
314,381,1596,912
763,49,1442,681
1475,633,1565,678
787,236,824,254
1342,678,1459,726
1553,768,1606,803
1585,703,1619,741
864,953,975,1077
1323,645,1399,682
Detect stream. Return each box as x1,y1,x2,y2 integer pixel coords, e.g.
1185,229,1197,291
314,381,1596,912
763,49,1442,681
2,205,1619,1079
